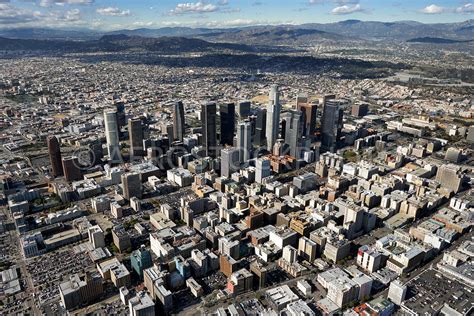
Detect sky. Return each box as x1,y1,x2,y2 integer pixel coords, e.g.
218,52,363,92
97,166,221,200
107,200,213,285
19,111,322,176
0,0,472,30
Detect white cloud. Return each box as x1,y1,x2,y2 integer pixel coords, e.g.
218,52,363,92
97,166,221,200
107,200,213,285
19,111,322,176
160,19,293,28
40,0,94,7
169,1,218,15
331,3,362,14
0,2,88,27
419,4,447,14
455,3,474,13
62,8,80,21
0,3,40,24
132,21,154,27
96,7,130,17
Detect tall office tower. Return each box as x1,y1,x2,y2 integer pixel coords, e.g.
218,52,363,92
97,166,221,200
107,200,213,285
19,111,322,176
237,121,252,163
88,141,103,166
202,102,218,158
296,93,308,108
351,102,369,117
173,101,185,142
104,109,122,163
237,101,251,118
299,103,318,137
122,172,142,200
221,147,240,178
321,99,344,153
254,108,267,146
115,101,126,134
88,225,105,249
255,158,271,183
62,156,82,182
130,246,152,279
163,124,174,147
128,118,144,158
220,103,235,146
319,94,336,105
388,280,407,305
281,110,304,158
47,135,63,177
266,85,281,151
435,164,467,193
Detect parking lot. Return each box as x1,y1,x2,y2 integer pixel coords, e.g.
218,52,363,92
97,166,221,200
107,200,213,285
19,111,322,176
403,268,474,315
26,247,94,308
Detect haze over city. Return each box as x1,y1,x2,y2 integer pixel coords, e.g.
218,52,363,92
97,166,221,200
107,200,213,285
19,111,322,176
0,1,472,316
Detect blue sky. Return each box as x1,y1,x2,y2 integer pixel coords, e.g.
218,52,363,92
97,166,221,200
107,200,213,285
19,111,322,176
0,0,472,30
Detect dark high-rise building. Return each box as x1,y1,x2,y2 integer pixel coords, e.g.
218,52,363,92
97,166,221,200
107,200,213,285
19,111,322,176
351,103,369,117
172,101,185,142
220,103,235,146
254,108,267,146
122,172,142,200
47,135,63,177
237,101,251,118
128,118,144,157
62,156,82,182
321,99,344,153
88,141,103,167
115,101,126,135
202,102,218,158
281,110,304,158
299,103,318,137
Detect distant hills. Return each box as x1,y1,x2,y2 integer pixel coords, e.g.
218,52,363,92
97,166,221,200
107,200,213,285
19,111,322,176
407,37,473,44
0,35,256,53
0,19,472,45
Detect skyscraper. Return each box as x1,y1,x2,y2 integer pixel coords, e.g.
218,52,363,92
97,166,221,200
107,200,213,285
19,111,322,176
128,118,144,158
104,109,122,163
122,172,142,200
88,141,103,166
237,121,252,163
115,101,126,134
281,110,304,158
299,103,318,137
62,156,82,182
321,99,344,153
351,103,369,117
266,85,281,151
202,102,217,158
130,245,152,279
173,101,185,142
296,93,308,108
221,147,240,178
47,135,63,177
220,103,235,147
256,158,271,183
237,101,251,118
254,108,267,146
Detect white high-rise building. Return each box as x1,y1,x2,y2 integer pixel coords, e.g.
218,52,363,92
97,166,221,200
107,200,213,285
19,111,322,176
388,280,407,305
104,109,121,162
221,147,240,178
266,85,281,151
237,121,252,163
88,225,105,249
256,158,271,183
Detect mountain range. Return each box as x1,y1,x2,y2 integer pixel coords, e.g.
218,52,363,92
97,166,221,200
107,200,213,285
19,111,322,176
0,19,472,45
0,34,256,53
